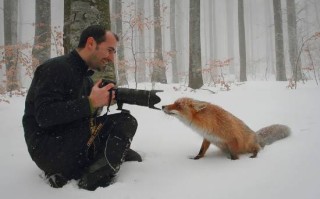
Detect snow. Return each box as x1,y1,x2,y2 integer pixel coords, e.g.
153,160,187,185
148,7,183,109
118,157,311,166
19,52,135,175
1,81,320,199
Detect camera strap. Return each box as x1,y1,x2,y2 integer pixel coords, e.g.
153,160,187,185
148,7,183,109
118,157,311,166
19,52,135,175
87,89,113,151
106,89,113,114
86,117,103,159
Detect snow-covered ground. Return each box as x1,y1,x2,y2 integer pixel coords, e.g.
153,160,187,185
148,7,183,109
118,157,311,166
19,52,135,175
1,81,319,199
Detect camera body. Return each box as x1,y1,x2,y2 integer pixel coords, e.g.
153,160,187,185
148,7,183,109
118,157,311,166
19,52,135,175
99,79,162,110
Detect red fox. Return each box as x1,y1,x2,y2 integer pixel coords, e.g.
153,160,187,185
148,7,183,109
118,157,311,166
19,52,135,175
162,97,291,160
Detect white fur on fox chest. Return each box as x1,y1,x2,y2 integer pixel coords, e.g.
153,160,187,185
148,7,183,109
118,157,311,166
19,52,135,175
177,116,223,145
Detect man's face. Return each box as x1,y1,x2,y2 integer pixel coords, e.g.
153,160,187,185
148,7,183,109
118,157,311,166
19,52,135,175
89,32,117,71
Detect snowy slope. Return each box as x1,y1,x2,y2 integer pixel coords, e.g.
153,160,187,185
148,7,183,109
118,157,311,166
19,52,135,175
0,81,319,199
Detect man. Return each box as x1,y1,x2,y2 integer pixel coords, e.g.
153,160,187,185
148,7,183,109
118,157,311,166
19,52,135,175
22,25,141,191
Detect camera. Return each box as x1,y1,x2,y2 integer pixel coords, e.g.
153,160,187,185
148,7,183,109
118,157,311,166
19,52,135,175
99,79,162,110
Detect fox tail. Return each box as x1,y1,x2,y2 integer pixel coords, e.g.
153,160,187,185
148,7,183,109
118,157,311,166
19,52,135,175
256,124,291,147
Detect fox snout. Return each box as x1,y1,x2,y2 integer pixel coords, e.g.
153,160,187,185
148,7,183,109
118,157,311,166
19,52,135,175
162,104,177,115
162,105,171,114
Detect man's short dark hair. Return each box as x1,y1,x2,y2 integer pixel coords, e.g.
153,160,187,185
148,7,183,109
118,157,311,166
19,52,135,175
78,25,107,48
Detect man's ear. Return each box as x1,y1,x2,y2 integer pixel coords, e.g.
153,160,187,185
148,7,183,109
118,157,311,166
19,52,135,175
193,101,207,112
86,37,95,48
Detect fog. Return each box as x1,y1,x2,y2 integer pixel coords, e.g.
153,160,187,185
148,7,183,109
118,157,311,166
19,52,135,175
0,0,319,88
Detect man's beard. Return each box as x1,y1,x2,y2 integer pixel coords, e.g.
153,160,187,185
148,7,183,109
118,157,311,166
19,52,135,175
89,56,106,72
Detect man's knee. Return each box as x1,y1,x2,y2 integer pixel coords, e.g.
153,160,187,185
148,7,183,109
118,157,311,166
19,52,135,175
101,112,138,140
123,113,138,130
117,112,138,139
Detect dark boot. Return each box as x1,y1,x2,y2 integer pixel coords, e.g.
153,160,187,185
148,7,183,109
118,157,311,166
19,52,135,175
78,131,134,191
47,173,68,188
78,156,114,191
125,148,142,162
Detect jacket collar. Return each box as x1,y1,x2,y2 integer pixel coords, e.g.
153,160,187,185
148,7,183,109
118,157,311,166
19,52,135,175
70,50,90,76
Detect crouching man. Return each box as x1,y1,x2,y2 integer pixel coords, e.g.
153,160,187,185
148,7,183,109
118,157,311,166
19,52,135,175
22,25,141,191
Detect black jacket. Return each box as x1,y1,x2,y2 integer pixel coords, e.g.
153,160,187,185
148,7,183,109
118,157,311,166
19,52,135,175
23,50,93,177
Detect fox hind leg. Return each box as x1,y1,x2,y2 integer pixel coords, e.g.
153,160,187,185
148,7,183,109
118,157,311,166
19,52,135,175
226,139,240,160
249,145,260,158
250,151,258,158
192,139,210,160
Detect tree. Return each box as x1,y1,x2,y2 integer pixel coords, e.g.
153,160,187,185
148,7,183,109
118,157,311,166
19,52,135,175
226,0,235,75
63,0,115,82
170,0,178,83
188,0,203,89
208,0,218,82
151,0,167,83
114,0,127,86
238,0,247,81
136,0,146,83
273,0,287,81
174,0,188,84
32,0,51,71
264,0,276,79
211,0,218,62
4,0,19,91
286,0,302,80
64,0,111,52
63,0,72,55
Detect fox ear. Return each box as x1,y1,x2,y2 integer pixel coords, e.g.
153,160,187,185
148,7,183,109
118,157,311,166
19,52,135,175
193,102,207,112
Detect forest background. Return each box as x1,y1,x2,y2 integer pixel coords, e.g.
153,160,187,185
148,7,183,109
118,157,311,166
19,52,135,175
0,0,319,99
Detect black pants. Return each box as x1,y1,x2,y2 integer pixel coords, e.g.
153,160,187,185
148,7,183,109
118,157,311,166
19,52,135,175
38,111,138,180
85,111,138,164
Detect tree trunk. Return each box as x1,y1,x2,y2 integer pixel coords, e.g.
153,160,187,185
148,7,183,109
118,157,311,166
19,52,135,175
4,0,19,91
151,0,167,83
64,0,109,51
136,0,146,83
208,0,218,82
114,0,127,86
273,0,287,81
238,0,247,81
226,0,235,75
32,0,51,71
63,0,115,83
63,0,72,55
212,0,218,61
286,0,302,81
188,0,203,89
170,0,178,83
175,0,188,84
264,0,276,79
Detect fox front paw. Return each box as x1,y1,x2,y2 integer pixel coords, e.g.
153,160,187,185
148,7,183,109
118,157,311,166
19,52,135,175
190,155,202,160
230,154,239,160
